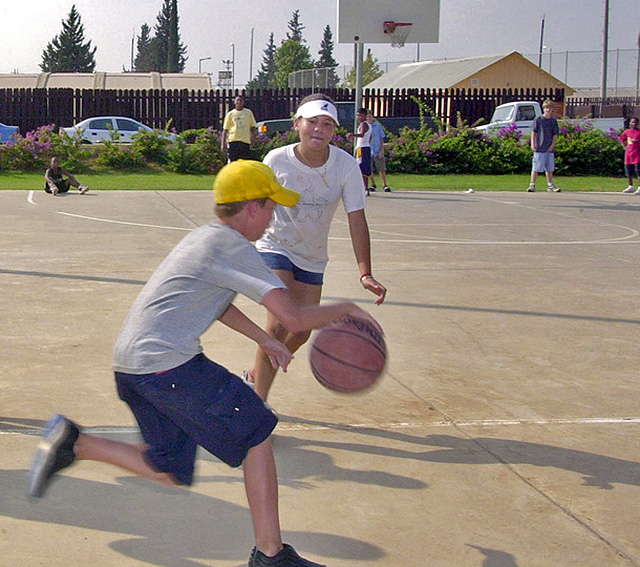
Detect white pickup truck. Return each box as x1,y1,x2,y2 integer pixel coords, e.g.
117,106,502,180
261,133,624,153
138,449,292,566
475,101,624,136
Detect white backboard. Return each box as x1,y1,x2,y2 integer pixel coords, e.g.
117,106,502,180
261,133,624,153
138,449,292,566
337,0,440,44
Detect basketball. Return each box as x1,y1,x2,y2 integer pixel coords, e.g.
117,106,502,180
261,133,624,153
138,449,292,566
309,316,387,393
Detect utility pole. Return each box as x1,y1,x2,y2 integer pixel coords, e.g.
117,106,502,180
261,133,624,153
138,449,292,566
249,28,255,82
636,31,640,100
600,0,610,103
538,14,545,67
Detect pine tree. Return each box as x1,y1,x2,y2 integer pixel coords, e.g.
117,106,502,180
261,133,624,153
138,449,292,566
166,0,180,72
274,10,314,88
286,10,305,42
133,24,155,72
247,33,277,90
343,49,384,88
134,0,187,73
40,5,97,73
315,25,339,89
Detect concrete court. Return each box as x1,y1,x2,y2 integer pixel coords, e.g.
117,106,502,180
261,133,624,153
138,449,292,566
1,187,639,567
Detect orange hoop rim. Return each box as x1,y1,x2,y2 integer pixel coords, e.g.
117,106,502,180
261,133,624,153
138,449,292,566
383,21,413,34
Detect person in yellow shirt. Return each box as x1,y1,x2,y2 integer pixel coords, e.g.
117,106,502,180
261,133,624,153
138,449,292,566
221,95,257,161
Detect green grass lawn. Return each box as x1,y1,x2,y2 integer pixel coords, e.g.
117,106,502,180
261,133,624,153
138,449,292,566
0,171,628,192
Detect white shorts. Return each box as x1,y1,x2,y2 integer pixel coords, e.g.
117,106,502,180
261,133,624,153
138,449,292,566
532,152,555,173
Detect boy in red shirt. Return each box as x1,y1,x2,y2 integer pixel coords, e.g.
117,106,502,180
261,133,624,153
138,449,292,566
620,117,640,194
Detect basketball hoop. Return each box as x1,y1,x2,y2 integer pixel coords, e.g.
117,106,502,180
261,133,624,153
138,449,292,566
383,21,413,48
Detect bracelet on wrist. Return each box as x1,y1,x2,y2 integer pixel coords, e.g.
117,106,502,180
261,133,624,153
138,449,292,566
360,274,373,282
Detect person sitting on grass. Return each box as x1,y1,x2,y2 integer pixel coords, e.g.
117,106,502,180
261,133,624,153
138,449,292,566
44,156,89,196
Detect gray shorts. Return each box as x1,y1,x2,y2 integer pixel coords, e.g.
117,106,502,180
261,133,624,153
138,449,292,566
372,154,386,173
532,151,555,173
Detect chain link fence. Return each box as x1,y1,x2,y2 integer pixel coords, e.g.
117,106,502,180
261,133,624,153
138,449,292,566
289,49,640,97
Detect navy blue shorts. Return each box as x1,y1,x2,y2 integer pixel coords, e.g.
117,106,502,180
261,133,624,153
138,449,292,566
115,353,278,485
357,146,372,176
260,252,324,285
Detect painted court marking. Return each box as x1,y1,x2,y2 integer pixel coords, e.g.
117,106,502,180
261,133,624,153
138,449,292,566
26,190,640,245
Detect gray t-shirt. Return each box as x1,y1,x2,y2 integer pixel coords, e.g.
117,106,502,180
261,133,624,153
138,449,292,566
113,222,285,375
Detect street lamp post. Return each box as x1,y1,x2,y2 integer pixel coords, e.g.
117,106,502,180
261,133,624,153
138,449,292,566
230,43,235,91
198,56,211,73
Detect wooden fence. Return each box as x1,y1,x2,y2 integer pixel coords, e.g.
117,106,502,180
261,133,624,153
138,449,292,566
3,86,634,136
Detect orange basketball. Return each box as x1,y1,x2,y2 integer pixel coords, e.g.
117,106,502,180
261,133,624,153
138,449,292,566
309,316,387,393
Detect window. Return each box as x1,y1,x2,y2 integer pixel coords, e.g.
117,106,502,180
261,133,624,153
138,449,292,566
116,119,143,132
88,118,113,130
517,106,536,121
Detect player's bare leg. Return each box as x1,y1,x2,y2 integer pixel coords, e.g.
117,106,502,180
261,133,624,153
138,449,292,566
251,271,322,401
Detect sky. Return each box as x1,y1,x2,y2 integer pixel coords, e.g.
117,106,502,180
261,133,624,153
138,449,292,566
0,0,638,88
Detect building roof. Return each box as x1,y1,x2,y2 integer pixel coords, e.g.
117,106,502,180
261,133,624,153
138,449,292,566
367,51,573,93
0,72,213,90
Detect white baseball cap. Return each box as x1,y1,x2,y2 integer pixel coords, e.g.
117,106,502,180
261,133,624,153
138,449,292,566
295,100,339,126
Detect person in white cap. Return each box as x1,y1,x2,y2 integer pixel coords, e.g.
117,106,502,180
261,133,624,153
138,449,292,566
246,93,387,401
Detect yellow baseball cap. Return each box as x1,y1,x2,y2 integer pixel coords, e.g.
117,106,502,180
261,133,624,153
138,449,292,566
213,160,299,206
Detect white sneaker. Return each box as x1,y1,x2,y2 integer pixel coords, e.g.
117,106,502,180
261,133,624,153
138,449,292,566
78,185,89,194
623,185,635,193
526,184,536,192
547,183,560,192
635,187,640,195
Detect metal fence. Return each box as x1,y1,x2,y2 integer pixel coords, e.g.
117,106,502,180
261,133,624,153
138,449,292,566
289,48,640,96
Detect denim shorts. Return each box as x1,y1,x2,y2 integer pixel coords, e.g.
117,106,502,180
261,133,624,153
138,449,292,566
532,151,555,173
115,353,278,485
260,252,324,285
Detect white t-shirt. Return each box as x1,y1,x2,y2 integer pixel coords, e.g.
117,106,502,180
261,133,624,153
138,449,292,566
256,144,366,273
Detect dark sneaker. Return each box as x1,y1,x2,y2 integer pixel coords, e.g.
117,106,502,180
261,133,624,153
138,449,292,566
384,186,391,192
248,544,326,567
27,414,80,498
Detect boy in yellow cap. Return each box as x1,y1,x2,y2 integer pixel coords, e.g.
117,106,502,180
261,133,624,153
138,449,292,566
27,160,376,567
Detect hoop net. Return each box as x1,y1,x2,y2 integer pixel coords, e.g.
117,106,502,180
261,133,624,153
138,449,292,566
383,21,413,48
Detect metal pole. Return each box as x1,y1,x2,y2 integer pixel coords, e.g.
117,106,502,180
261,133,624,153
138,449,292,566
600,0,609,103
249,28,255,83
538,14,545,67
353,40,364,148
231,43,235,91
636,31,640,100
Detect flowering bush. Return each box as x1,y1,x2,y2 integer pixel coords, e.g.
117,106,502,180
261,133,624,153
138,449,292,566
554,119,623,176
0,118,626,178
0,124,90,172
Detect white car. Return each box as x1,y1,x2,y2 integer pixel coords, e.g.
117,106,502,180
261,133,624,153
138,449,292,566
63,116,176,144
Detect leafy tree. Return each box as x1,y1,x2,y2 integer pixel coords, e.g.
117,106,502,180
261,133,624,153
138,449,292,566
274,10,314,88
343,49,384,88
133,24,155,72
248,33,277,90
315,25,339,89
275,39,314,88
40,5,97,73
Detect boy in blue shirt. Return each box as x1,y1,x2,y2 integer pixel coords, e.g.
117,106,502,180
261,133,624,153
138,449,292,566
527,100,560,192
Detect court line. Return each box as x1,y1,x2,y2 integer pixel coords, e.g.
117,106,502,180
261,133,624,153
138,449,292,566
52,204,640,245
6,416,640,436
58,211,192,231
